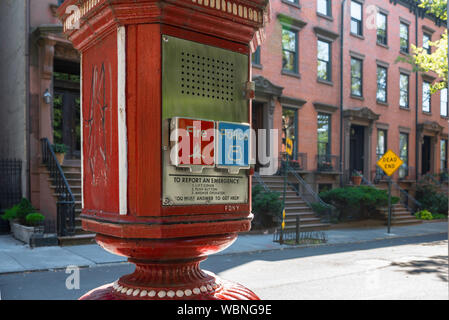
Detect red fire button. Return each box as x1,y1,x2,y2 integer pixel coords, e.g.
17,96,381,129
170,117,215,168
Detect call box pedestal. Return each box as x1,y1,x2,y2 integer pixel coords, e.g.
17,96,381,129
57,0,268,300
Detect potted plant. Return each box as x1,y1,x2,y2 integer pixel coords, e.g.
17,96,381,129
351,171,363,186
52,143,67,165
1,198,45,245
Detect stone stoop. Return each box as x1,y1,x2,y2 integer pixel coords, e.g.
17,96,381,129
378,203,422,226
47,160,96,246
254,175,330,232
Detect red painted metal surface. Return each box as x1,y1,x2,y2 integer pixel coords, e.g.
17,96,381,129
79,233,259,300
57,0,268,300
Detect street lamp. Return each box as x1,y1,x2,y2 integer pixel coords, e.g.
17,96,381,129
43,89,52,104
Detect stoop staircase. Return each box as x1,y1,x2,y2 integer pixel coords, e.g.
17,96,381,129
254,175,330,232
48,160,96,246
378,202,422,226
360,173,422,227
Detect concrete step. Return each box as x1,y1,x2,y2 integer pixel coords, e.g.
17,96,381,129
58,233,96,246
285,206,313,212
48,178,81,187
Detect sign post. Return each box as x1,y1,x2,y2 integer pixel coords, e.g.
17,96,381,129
376,150,404,234
280,138,293,244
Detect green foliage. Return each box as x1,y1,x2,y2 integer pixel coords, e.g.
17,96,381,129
432,213,448,220
415,181,448,215
251,185,283,228
310,202,329,215
419,0,447,21
25,213,45,227
1,198,37,225
319,186,399,222
415,209,433,220
397,1,447,93
52,143,67,154
1,204,19,221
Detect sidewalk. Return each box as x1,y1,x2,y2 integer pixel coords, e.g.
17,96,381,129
0,221,447,274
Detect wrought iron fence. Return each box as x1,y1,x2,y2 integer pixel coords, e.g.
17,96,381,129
41,138,75,236
316,154,339,172
0,159,22,212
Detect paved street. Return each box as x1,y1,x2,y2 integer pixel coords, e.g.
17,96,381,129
0,234,447,300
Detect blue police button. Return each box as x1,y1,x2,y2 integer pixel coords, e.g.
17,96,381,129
216,122,250,169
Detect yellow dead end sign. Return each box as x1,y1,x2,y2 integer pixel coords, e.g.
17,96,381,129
286,138,293,157
376,149,404,176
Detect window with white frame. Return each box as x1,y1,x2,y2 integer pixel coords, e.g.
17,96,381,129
422,81,431,113
441,87,448,117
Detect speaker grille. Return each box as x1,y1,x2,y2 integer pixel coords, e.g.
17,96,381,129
180,51,235,102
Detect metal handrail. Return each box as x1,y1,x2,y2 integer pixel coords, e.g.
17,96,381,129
41,138,76,236
391,179,422,214
253,171,271,193
357,169,421,214
284,161,334,221
419,173,449,192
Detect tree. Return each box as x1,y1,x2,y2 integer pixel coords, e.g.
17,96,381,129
400,0,448,93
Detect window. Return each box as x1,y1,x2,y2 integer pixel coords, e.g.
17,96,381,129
282,27,298,73
376,66,387,103
400,22,409,53
350,58,362,97
377,12,387,45
423,33,431,54
317,113,331,156
317,39,331,81
376,129,387,177
317,0,331,16
252,46,261,66
440,88,448,117
422,81,431,113
399,73,409,108
399,133,409,178
350,1,363,36
441,139,448,171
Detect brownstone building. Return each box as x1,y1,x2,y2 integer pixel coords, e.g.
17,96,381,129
0,0,447,238
252,0,448,195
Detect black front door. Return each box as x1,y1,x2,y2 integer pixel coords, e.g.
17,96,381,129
53,89,81,160
422,136,431,175
350,125,365,174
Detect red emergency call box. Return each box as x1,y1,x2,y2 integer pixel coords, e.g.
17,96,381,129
57,0,268,300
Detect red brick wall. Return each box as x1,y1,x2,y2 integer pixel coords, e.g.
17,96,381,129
253,0,448,180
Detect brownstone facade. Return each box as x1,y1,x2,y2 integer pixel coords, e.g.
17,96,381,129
252,0,448,194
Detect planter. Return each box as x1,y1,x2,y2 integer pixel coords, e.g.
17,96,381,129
55,152,65,165
10,221,44,245
0,215,10,234
351,176,362,186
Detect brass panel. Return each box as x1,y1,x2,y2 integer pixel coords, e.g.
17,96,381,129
162,35,248,123
161,35,249,207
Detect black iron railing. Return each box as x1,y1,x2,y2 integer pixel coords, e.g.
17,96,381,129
316,154,339,172
253,171,271,192
360,169,421,214
279,152,307,172
391,179,421,214
283,161,334,223
41,138,75,236
0,159,22,212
